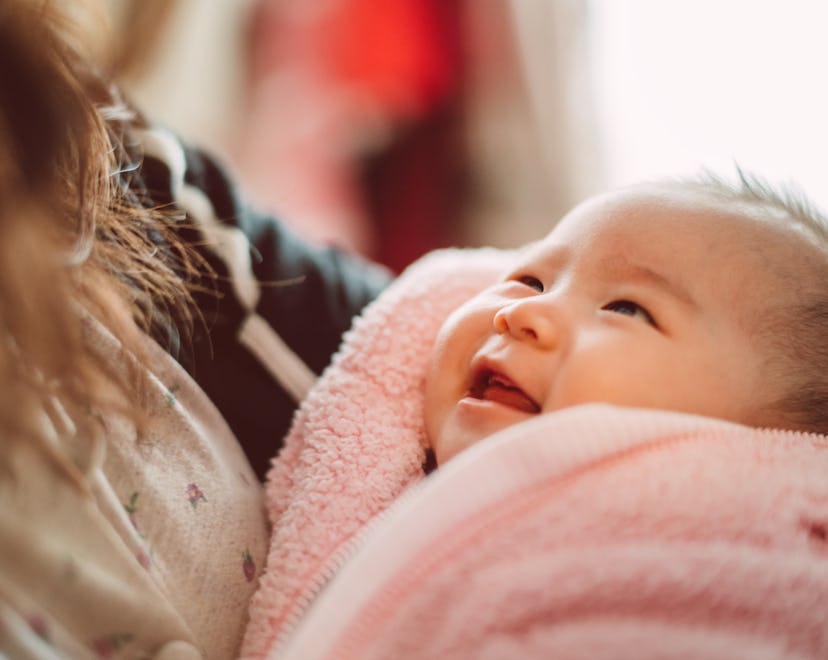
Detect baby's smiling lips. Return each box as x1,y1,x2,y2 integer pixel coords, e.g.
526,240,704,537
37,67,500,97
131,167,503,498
469,369,541,414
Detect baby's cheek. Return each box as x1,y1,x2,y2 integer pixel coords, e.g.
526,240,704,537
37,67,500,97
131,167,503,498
545,364,626,411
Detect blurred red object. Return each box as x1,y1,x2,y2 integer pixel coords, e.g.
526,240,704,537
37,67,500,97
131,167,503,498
249,0,462,121
241,0,467,272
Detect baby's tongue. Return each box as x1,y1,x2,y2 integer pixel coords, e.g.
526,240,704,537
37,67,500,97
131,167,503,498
482,383,539,413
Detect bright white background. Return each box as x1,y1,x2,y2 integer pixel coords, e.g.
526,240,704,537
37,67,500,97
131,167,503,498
589,0,828,208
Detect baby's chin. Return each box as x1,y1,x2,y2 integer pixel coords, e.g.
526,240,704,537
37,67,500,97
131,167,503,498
428,425,501,467
428,432,475,467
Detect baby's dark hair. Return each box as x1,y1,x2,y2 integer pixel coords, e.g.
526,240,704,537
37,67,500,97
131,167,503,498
681,167,828,435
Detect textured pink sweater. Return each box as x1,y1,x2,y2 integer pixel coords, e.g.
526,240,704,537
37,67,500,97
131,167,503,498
242,248,828,659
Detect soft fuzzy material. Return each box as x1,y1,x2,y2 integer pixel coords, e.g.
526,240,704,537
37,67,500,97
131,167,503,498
242,246,828,659
241,247,511,658
276,404,828,659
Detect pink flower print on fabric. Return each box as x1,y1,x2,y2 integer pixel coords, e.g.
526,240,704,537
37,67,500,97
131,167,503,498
83,402,107,429
27,614,50,643
136,549,152,570
164,383,181,408
122,492,153,569
242,548,256,582
91,632,134,658
187,483,207,510
123,492,140,532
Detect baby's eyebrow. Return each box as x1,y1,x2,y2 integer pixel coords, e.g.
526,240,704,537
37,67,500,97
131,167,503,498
599,255,697,308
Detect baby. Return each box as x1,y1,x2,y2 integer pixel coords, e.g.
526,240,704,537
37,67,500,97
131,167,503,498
243,170,828,659
425,171,828,464
244,170,828,657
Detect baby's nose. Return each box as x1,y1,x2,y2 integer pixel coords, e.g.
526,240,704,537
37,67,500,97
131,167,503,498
493,299,559,350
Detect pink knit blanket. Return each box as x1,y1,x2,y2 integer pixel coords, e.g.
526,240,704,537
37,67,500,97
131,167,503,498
241,247,511,658
277,404,828,659
242,247,828,659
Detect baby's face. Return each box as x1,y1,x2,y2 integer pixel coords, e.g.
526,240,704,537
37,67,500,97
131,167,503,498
425,184,826,464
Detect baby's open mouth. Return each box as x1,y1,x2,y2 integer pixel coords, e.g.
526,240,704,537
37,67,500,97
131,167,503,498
469,369,540,414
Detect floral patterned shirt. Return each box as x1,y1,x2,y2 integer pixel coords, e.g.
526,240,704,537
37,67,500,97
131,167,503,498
0,321,269,659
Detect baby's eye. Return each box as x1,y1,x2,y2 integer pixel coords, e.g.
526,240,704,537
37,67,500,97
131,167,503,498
602,300,657,326
516,275,544,292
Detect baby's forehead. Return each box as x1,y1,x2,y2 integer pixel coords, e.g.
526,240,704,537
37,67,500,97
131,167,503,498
549,184,822,252
529,186,828,300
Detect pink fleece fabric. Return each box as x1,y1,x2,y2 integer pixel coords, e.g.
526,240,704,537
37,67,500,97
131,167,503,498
241,247,511,658
242,247,828,659
285,405,828,659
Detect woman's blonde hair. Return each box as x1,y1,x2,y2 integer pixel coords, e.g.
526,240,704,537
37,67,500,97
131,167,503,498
0,0,206,479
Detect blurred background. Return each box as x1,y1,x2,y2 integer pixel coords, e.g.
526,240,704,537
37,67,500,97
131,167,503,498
105,0,828,273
